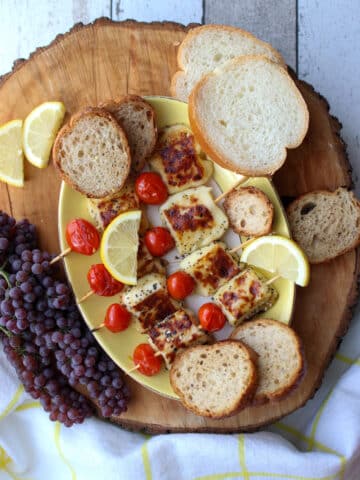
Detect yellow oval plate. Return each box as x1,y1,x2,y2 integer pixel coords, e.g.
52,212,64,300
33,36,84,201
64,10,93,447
58,96,295,399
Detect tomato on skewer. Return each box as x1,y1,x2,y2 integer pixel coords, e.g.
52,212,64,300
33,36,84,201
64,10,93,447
87,264,124,296
133,344,162,376
144,226,175,257
104,303,131,332
198,303,226,332
66,219,100,255
167,271,195,300
135,172,168,205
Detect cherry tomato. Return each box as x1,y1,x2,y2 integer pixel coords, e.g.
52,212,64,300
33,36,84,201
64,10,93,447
133,344,162,376
167,271,195,300
104,303,131,332
66,219,100,255
87,264,124,296
135,172,168,205
198,303,226,332
144,227,175,257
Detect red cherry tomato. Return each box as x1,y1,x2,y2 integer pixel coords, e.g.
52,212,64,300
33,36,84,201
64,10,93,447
104,303,131,332
135,172,168,205
198,303,226,332
144,227,175,257
87,264,124,296
66,219,100,255
133,344,162,376
167,271,195,300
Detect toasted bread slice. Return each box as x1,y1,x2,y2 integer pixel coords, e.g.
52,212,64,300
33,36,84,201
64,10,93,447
101,95,157,172
170,340,258,418
171,24,285,101
223,186,274,236
53,108,130,198
287,188,360,264
189,55,309,176
231,318,305,405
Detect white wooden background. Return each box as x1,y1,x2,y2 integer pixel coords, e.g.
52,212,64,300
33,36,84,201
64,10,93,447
0,0,359,193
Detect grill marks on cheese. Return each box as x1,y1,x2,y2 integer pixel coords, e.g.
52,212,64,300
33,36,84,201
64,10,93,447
180,242,242,296
149,125,213,193
148,309,210,369
122,274,178,332
214,268,278,326
160,186,228,255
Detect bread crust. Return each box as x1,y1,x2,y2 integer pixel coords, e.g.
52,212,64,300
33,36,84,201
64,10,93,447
287,188,360,264
171,24,286,100
170,339,258,419
231,318,306,405
223,185,274,236
188,55,309,177
100,95,157,172
53,107,131,198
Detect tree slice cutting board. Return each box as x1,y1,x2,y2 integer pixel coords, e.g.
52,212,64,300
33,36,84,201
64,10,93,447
0,18,358,433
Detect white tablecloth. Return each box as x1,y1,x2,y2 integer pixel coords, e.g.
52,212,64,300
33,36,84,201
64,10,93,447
1,303,360,480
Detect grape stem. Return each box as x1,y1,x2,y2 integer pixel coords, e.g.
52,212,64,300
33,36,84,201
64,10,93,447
0,325,11,338
0,267,10,288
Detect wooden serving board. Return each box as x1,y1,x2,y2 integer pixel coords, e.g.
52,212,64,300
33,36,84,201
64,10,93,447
0,19,358,433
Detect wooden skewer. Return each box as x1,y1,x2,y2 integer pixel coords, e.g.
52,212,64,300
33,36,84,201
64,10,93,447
229,237,255,254
126,352,162,374
91,323,104,333
77,290,95,304
214,176,247,203
265,274,282,285
50,247,72,265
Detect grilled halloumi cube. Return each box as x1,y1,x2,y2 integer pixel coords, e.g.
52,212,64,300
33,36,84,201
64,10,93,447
87,178,150,232
122,273,179,332
149,124,213,194
137,238,166,278
180,242,243,296
148,308,211,369
214,268,278,327
160,186,228,255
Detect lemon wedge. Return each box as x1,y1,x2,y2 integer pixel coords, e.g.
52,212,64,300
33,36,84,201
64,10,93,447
0,119,24,187
23,101,65,168
100,210,141,285
241,235,310,286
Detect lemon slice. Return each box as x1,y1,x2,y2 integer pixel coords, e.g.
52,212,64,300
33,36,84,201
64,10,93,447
100,210,142,285
0,119,24,187
23,101,65,168
241,235,310,286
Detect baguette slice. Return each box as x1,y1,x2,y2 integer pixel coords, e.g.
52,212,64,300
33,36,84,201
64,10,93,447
171,24,285,101
223,186,274,236
287,188,360,264
189,55,309,176
53,108,130,198
101,95,157,172
231,318,305,405
170,340,258,418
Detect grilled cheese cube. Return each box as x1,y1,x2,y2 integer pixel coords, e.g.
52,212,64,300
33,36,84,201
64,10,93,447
180,242,243,296
148,309,211,369
149,124,213,194
122,273,179,332
160,186,228,255
214,268,278,327
137,238,165,278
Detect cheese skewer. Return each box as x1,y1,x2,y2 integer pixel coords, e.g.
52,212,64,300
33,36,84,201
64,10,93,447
126,352,162,374
214,176,247,203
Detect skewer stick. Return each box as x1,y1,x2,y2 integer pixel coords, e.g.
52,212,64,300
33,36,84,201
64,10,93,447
77,290,95,304
265,274,282,285
229,237,255,254
214,176,247,203
50,247,72,265
91,323,104,333
126,352,162,374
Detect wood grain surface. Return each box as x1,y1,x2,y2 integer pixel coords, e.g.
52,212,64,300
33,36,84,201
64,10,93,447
0,19,358,433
